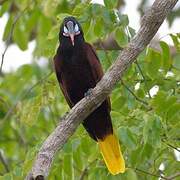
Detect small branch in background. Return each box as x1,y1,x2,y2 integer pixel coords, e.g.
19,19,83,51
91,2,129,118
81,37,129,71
121,80,149,107
0,0,8,5
0,96,10,109
99,39,112,66
0,150,10,173
79,168,88,180
162,140,180,152
134,167,170,180
0,4,29,74
135,61,152,98
1,71,53,123
166,172,180,180
80,159,97,180
93,34,123,51
134,167,180,180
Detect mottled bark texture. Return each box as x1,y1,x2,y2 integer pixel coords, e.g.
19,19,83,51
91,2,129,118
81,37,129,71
26,0,178,179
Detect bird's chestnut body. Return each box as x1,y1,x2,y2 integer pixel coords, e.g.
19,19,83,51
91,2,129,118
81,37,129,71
54,41,113,140
54,16,125,174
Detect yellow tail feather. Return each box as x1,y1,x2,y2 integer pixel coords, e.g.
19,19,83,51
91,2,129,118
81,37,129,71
98,134,125,175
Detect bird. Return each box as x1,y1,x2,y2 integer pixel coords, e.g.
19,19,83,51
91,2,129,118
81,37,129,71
54,16,125,175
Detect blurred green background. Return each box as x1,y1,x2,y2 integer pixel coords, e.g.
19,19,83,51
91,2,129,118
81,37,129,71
0,0,180,179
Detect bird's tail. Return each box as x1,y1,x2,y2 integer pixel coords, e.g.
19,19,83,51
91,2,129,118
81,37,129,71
98,133,125,175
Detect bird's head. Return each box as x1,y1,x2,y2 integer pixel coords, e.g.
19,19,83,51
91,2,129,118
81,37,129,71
59,16,84,47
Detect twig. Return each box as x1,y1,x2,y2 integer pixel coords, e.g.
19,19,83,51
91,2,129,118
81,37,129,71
166,172,180,180
79,159,97,180
26,1,178,179
1,71,52,123
162,140,180,152
135,61,152,98
0,4,29,73
0,96,10,109
0,0,8,5
79,168,88,180
121,80,149,106
99,39,112,66
134,167,180,180
0,150,10,173
134,167,167,180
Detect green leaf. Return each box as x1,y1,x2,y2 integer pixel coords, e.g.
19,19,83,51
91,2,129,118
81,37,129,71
112,96,126,110
173,54,180,70
26,8,40,33
170,33,180,52
141,143,154,160
13,166,23,177
0,173,13,180
118,127,137,150
43,0,60,17
57,13,72,24
128,26,136,38
19,96,42,126
143,115,162,148
130,146,142,167
48,25,59,40
13,20,28,50
63,154,73,179
104,0,118,9
126,169,138,180
145,48,161,79
3,15,13,41
118,14,129,27
94,18,104,37
115,27,128,47
73,3,89,16
151,91,177,118
0,1,10,17
166,103,180,124
73,147,83,170
160,41,171,72
23,146,38,175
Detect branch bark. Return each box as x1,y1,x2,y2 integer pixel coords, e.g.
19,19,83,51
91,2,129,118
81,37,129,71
26,0,178,179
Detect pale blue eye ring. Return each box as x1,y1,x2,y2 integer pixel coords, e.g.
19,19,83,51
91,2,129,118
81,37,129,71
64,26,68,34
74,24,79,33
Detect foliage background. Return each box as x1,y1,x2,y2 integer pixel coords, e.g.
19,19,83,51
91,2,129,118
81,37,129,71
0,0,180,179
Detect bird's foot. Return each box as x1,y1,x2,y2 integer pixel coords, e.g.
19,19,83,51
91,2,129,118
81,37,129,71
84,88,93,97
63,111,69,118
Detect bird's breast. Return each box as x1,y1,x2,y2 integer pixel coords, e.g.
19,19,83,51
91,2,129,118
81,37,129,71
61,57,95,104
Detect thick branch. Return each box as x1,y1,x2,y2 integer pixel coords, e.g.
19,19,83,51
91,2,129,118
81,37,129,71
26,0,178,179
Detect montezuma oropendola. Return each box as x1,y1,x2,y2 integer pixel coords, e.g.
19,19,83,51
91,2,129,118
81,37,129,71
54,16,125,175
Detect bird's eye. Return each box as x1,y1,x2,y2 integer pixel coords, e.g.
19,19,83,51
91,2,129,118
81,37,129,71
74,24,79,33
63,26,68,34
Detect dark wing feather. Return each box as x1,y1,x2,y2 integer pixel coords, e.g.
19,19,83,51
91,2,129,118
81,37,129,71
85,43,104,82
54,55,74,108
85,43,111,111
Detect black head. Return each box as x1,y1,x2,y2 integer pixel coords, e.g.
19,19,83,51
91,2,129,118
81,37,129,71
59,16,84,48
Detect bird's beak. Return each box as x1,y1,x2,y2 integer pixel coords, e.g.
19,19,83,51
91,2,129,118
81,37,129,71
69,33,75,46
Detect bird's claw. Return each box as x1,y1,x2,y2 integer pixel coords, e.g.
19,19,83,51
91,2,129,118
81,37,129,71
84,88,93,97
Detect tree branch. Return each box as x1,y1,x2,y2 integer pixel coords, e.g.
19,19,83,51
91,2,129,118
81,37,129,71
0,3,29,74
0,0,8,5
26,0,178,179
120,80,149,106
0,150,10,173
134,167,180,180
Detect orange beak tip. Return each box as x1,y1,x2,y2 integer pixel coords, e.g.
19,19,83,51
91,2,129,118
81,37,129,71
69,34,75,46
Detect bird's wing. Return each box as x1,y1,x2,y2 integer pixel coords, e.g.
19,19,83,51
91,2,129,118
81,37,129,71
85,43,104,83
54,55,74,108
85,43,111,110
